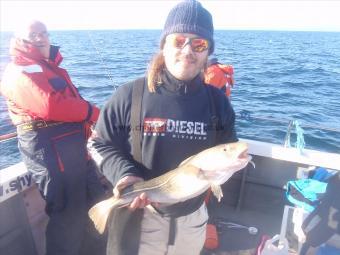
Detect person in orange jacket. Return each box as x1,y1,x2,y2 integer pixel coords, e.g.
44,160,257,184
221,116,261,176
204,57,235,99
204,58,235,250
1,20,106,255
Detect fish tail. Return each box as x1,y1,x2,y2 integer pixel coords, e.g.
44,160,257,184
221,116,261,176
88,197,120,234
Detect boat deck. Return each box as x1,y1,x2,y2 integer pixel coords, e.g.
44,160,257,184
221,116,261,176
201,153,308,255
1,139,340,255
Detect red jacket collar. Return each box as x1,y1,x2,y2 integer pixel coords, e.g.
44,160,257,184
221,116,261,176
9,38,63,66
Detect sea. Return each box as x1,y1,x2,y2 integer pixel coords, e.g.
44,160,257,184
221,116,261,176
1,30,340,169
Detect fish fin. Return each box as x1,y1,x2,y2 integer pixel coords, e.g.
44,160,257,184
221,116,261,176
88,197,119,234
211,184,223,202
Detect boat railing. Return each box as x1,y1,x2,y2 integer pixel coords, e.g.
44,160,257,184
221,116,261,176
1,111,340,203
1,138,339,204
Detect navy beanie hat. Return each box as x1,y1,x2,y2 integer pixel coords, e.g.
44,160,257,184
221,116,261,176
160,0,214,54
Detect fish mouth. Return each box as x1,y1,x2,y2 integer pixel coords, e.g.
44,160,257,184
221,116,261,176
226,144,253,168
237,147,249,160
237,148,255,168
236,144,255,168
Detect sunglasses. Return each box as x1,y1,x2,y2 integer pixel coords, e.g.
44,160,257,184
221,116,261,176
167,34,209,53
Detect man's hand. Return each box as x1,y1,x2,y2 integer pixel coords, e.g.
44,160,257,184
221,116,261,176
113,176,151,211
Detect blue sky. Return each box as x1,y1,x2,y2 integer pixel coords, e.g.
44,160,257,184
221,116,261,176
1,1,340,32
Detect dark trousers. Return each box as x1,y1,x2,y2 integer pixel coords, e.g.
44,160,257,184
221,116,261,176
18,123,107,255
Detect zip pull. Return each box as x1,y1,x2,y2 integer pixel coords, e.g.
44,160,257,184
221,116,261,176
184,85,187,94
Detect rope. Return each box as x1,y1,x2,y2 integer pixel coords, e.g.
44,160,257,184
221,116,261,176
284,120,294,148
283,120,305,153
294,120,306,153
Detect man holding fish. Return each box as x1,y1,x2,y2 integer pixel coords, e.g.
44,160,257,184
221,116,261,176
90,0,250,254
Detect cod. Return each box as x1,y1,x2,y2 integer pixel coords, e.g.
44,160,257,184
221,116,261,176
89,141,252,234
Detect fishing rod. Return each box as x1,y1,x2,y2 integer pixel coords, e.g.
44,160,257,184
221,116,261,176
86,30,119,90
0,132,17,142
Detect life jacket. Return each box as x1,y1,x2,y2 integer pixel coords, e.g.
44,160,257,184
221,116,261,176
204,63,234,97
0,38,99,125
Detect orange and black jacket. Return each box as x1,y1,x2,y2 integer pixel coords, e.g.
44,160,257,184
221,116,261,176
0,39,101,204
204,62,234,97
0,38,99,125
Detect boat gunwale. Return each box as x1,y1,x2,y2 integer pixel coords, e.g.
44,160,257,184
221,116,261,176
1,138,339,203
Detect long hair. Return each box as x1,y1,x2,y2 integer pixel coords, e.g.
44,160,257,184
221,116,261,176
147,51,165,93
146,48,209,93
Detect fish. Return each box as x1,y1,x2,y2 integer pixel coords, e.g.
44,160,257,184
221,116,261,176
89,141,252,234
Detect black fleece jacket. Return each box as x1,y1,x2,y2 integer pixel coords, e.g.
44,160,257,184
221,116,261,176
92,69,237,216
